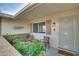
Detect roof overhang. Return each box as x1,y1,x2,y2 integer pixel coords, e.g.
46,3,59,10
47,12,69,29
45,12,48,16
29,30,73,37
0,3,39,18
1,3,79,20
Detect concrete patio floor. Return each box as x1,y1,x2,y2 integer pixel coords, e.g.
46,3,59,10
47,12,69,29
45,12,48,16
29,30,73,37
46,47,63,56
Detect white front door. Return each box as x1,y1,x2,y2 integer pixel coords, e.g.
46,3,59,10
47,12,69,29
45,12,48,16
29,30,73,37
75,16,79,55
59,17,75,51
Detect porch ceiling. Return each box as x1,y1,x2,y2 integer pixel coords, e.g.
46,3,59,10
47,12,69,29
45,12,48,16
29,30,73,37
15,3,79,20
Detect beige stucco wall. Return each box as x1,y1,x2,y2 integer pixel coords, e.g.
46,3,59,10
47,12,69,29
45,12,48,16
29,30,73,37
29,16,59,48
1,18,30,35
29,9,79,50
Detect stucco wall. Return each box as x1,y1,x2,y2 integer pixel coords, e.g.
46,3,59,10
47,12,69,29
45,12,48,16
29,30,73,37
1,18,30,35
29,9,79,49
30,16,59,48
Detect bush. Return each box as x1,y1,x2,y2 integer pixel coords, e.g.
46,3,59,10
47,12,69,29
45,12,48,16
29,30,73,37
13,38,24,44
4,35,45,56
14,41,45,56
4,35,19,44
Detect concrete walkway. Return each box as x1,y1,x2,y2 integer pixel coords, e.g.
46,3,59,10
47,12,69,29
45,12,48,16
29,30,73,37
46,47,63,56
0,36,22,56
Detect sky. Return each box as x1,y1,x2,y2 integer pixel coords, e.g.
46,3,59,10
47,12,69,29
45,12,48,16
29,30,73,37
0,3,29,15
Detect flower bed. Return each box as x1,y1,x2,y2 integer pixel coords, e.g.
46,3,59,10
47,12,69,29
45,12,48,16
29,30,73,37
4,35,45,56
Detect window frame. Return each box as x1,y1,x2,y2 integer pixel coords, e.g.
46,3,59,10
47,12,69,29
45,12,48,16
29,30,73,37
32,22,46,33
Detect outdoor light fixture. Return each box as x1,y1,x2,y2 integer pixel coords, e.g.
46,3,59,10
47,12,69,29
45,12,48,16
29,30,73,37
53,22,56,31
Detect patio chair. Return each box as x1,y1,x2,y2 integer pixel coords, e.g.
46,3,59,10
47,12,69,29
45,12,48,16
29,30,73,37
24,34,34,41
30,35,34,40
43,36,50,49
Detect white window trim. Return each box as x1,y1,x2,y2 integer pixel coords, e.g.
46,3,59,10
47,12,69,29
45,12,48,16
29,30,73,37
32,22,46,33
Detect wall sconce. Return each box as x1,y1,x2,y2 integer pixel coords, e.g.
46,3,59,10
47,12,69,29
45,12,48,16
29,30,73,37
53,22,56,31
53,22,56,27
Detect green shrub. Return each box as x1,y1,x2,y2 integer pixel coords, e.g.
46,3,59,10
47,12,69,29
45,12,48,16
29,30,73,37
14,40,45,56
13,38,24,44
14,41,27,55
38,51,45,56
4,35,45,56
4,35,19,44
33,40,44,56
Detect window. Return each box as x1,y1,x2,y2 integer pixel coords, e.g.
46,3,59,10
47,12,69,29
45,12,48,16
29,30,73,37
33,22,45,33
39,22,45,33
33,23,38,33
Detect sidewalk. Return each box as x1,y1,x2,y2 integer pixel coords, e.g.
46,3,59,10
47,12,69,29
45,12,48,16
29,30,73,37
0,36,22,56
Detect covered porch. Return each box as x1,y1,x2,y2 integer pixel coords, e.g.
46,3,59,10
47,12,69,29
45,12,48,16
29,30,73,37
0,3,79,56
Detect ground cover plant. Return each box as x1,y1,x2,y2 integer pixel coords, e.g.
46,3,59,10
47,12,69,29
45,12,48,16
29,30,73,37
4,35,45,56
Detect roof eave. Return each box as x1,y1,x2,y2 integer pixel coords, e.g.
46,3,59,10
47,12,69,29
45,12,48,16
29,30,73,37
14,3,36,18
0,3,41,19
0,13,14,18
